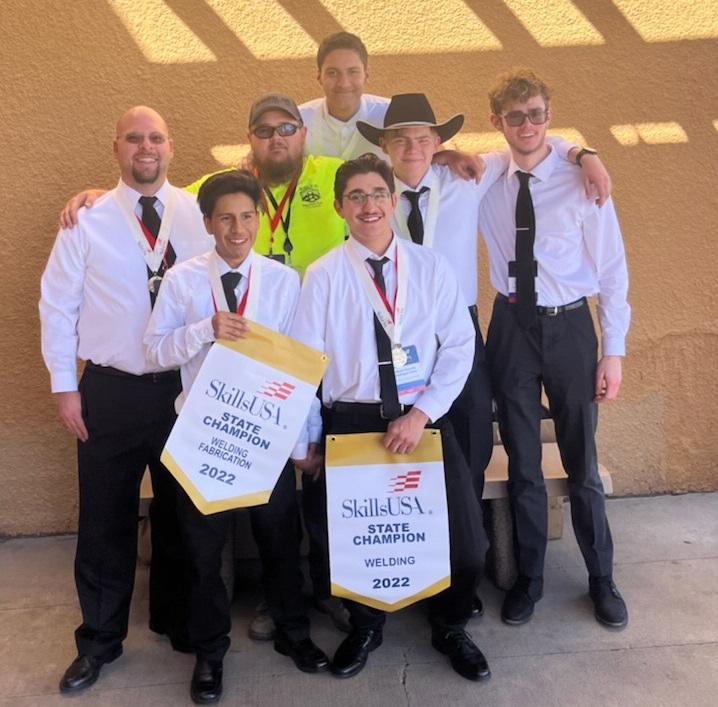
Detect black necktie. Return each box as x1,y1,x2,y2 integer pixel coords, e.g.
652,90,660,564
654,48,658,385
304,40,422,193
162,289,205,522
139,195,176,268
221,271,242,313
515,172,537,328
403,187,429,244
366,257,401,420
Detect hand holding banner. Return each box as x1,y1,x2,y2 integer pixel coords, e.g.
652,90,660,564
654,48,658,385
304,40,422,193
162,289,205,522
162,321,327,514
326,430,450,612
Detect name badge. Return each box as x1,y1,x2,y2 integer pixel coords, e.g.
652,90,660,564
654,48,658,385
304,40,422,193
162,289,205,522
394,345,425,397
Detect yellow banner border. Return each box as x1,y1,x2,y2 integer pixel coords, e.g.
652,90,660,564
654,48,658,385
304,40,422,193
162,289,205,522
331,576,451,612
325,430,443,467
218,320,328,387
161,450,272,515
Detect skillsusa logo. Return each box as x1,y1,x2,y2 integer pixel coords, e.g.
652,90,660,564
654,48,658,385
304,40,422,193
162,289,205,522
257,380,296,400
389,470,422,493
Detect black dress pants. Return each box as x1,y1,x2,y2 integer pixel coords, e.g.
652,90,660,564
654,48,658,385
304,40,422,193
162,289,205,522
321,407,488,632
448,307,494,501
74,366,187,660
486,296,614,591
177,461,309,663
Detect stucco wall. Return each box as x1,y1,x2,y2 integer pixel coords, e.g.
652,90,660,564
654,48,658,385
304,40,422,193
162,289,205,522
1,0,716,535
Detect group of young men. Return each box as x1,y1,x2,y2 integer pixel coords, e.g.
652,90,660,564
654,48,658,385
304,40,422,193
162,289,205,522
40,31,630,705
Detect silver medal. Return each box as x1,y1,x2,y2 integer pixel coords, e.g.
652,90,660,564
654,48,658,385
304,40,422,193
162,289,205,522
148,274,163,295
392,345,408,368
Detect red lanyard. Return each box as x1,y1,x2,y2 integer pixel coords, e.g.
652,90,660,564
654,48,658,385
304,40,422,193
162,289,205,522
369,253,398,320
136,216,170,270
136,217,157,248
261,175,299,235
212,269,251,315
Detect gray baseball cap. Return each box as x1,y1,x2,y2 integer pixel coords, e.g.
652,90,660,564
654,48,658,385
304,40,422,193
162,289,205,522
248,93,302,127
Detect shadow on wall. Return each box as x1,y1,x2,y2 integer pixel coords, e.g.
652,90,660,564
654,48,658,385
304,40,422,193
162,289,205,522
0,0,716,535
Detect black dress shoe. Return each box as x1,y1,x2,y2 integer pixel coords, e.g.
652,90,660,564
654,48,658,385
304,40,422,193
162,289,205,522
274,632,330,673
431,628,491,681
471,594,484,618
330,629,383,678
501,576,540,625
190,658,223,704
59,654,104,693
589,576,628,629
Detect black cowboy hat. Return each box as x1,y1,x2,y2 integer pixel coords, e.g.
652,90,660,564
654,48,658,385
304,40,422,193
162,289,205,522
356,93,464,146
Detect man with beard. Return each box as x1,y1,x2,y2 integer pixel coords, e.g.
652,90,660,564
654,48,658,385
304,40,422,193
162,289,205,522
40,106,212,693
187,93,347,277
55,94,351,637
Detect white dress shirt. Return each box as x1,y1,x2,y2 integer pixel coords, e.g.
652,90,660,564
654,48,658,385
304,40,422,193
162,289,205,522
479,147,630,356
143,249,309,457
292,235,475,436
40,179,211,392
299,94,389,160
392,138,578,307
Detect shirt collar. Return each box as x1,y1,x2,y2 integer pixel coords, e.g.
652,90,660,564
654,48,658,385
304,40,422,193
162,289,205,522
347,233,398,264
505,145,558,185
215,248,254,277
394,165,435,195
118,178,171,207
321,96,367,132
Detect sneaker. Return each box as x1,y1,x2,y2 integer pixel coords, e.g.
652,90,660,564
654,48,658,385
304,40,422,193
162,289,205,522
589,576,628,629
248,599,276,641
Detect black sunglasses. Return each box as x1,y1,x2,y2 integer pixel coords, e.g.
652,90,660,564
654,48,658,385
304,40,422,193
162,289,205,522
251,122,301,139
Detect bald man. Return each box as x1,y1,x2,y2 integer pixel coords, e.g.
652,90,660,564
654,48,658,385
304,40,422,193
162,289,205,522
40,106,212,693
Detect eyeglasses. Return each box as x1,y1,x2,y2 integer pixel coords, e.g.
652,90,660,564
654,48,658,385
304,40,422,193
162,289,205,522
501,108,549,127
343,188,391,205
251,122,301,139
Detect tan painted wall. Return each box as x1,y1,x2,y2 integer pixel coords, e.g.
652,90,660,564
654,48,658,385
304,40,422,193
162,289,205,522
1,1,716,535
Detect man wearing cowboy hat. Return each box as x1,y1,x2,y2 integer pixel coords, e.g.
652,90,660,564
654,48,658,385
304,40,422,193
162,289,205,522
356,94,606,558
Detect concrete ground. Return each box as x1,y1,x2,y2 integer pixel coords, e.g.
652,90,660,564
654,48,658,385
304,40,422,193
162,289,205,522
1,493,717,707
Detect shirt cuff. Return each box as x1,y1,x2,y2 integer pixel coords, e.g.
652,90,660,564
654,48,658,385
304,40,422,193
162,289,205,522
602,337,626,357
50,371,78,393
291,441,309,460
192,317,216,346
411,399,438,425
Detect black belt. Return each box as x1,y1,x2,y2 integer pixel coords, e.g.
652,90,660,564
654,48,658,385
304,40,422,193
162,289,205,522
86,361,179,383
330,401,412,420
497,293,586,316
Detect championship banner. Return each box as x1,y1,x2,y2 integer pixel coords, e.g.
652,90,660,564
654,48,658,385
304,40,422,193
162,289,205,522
161,322,328,514
325,430,450,612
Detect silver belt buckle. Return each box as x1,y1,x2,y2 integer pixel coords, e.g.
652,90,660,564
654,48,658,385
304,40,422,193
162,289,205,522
546,305,559,316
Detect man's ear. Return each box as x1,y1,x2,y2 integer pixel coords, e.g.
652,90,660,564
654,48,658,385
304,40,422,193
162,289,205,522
489,114,503,132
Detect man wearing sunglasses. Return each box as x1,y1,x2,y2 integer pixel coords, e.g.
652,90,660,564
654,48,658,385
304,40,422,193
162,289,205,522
479,70,630,630
356,92,613,617
235,93,347,276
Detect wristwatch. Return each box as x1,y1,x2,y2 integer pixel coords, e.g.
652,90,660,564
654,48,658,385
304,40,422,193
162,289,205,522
575,147,598,166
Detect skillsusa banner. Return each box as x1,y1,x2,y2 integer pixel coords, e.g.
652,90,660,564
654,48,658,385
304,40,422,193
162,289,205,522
325,430,450,612
162,322,327,514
